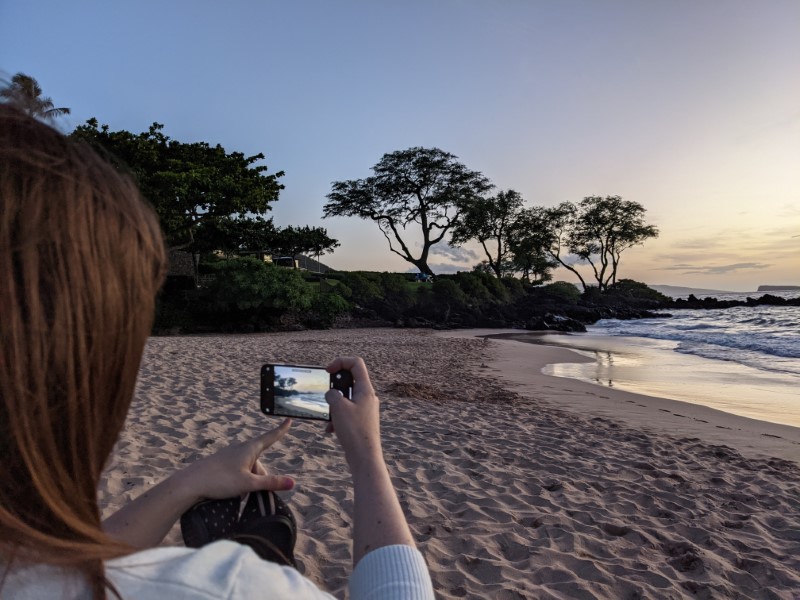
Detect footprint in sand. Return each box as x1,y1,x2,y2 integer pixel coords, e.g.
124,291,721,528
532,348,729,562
601,522,631,537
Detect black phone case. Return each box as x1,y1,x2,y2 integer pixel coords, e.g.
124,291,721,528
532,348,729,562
330,369,353,399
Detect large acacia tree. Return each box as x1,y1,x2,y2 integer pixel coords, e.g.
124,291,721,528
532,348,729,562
542,196,658,292
323,147,492,276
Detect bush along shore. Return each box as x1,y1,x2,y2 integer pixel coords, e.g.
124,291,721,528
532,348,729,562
152,259,800,335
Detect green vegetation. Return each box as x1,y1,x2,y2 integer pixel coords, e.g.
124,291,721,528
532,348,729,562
70,120,285,253
543,281,582,304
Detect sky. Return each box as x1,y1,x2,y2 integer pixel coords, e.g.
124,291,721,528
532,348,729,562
2,0,798,291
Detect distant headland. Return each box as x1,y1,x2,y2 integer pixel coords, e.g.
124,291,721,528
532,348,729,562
757,285,800,292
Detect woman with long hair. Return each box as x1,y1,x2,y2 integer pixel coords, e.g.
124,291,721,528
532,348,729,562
0,105,433,599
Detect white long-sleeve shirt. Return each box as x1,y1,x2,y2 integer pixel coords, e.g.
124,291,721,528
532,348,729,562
2,542,435,600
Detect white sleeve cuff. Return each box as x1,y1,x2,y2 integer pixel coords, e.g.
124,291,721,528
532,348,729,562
349,545,435,600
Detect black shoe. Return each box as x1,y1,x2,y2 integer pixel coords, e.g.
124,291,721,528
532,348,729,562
180,496,241,548
235,490,297,567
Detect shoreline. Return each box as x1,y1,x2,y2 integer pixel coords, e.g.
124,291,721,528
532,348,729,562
437,328,800,464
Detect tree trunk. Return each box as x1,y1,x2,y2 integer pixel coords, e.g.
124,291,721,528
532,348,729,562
412,258,435,277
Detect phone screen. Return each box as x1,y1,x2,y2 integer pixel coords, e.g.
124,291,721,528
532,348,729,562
271,365,331,420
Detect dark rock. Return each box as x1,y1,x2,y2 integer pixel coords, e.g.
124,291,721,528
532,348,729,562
525,313,586,332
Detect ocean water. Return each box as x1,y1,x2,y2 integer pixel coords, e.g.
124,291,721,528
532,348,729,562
591,297,800,378
539,291,800,427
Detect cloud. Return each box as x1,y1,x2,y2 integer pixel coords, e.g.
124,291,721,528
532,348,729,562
405,262,476,275
778,203,800,218
676,237,726,250
658,262,772,275
429,244,479,263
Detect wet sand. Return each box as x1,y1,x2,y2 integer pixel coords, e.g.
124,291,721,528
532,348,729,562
486,330,800,429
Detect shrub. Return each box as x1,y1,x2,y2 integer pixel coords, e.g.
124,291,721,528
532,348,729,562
606,279,670,303
453,272,494,307
341,271,385,305
544,281,582,303
199,257,313,329
501,276,525,299
153,293,196,333
475,271,510,302
376,272,417,320
305,291,352,328
432,278,467,307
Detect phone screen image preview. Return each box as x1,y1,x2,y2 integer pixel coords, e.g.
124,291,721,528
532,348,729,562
273,365,330,420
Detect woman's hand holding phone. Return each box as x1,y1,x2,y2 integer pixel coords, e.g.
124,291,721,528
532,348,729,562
324,357,383,471
324,356,416,565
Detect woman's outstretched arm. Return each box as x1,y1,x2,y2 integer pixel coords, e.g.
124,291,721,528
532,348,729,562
325,357,416,565
102,419,294,548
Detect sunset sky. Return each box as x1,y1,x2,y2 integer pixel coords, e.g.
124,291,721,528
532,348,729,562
3,1,798,291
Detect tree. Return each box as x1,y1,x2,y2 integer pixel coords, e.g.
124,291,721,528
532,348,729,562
324,147,492,276
71,120,284,251
193,216,278,256
507,207,558,284
0,73,70,121
534,203,589,290
567,196,658,291
275,376,298,393
451,189,523,278
270,225,340,269
535,197,658,292
305,226,341,271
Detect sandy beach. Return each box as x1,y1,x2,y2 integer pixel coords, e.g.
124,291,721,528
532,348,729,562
100,328,800,599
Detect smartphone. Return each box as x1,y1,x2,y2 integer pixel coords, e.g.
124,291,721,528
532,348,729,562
260,364,353,421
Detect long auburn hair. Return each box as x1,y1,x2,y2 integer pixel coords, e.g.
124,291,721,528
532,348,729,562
0,105,167,597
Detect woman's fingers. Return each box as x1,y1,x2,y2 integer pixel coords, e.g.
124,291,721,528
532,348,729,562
254,418,292,452
326,356,374,396
249,472,295,491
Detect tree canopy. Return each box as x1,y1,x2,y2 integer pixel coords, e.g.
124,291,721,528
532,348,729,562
0,73,70,121
541,196,658,291
323,147,493,276
567,196,658,291
507,207,558,284
70,120,284,251
193,215,278,256
451,189,524,278
270,225,340,268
